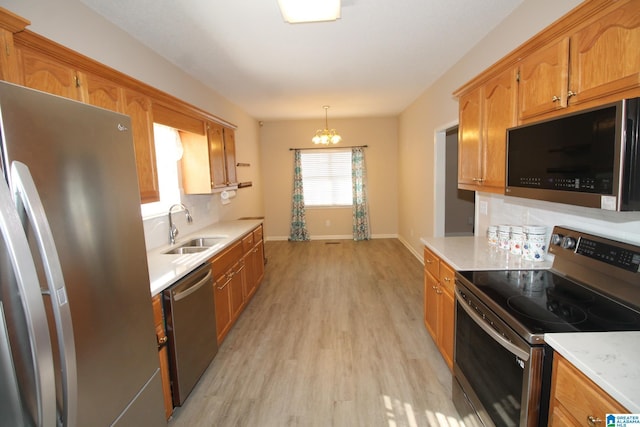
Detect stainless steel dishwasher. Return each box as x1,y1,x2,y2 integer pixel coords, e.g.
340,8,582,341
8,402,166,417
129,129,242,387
162,263,218,406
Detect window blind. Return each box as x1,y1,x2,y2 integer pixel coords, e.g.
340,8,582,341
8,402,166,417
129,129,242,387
300,150,352,206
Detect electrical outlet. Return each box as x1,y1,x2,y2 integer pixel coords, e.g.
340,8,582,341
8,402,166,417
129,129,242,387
479,201,488,215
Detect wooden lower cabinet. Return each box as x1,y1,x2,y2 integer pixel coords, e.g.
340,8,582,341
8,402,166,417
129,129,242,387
423,247,454,371
549,354,628,427
212,225,265,344
212,240,243,343
243,224,265,301
151,294,173,420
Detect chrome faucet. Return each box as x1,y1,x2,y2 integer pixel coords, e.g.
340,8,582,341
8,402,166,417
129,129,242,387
168,203,193,244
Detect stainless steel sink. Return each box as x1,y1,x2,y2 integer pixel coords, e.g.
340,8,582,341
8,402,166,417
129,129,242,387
181,237,226,247
163,246,210,255
163,236,226,255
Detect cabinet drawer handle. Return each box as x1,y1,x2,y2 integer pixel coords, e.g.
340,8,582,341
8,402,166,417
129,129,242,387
552,95,561,102
432,285,438,290
157,335,168,348
587,416,602,426
443,277,451,282
426,259,433,264
472,177,484,183
218,275,234,290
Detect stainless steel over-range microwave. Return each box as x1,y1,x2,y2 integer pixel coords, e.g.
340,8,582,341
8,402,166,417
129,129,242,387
506,97,640,211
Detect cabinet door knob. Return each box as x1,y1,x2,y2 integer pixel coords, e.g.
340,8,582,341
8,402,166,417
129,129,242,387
567,90,577,98
587,416,602,426
552,95,561,102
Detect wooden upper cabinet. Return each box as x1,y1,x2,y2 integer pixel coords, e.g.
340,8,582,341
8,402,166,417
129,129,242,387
482,67,517,191
78,71,123,112
182,121,237,194
208,122,227,189
17,46,82,100
458,67,516,193
0,9,29,83
568,1,640,107
123,89,159,204
223,127,237,186
517,38,569,121
458,88,482,189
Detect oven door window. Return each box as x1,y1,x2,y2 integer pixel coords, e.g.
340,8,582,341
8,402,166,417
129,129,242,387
456,302,525,426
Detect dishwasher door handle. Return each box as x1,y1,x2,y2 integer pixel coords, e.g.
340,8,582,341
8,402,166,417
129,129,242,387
173,270,213,302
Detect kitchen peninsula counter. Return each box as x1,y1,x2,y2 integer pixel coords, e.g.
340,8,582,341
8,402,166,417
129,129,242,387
545,332,640,413
420,235,553,271
147,219,263,296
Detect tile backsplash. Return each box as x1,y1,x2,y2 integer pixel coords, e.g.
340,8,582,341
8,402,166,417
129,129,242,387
477,193,640,246
142,194,221,251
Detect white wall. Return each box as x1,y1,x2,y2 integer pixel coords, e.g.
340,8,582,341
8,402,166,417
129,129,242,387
3,0,265,250
260,117,399,240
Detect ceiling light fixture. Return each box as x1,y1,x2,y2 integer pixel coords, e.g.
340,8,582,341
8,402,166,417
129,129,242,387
312,105,342,145
277,0,341,24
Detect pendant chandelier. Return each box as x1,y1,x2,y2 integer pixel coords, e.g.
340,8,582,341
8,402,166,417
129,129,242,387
312,105,342,145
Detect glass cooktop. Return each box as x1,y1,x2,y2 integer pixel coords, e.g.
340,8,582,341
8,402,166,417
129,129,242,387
457,269,640,335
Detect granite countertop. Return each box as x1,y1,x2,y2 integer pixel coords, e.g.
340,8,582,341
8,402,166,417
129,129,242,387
147,219,263,296
545,332,640,413
420,235,553,271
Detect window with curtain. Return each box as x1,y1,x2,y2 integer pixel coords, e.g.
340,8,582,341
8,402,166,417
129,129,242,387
300,149,352,207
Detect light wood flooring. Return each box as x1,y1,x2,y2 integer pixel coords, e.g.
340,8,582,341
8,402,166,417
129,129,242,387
168,239,465,427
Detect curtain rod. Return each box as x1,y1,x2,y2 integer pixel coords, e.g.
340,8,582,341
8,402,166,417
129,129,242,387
289,145,368,151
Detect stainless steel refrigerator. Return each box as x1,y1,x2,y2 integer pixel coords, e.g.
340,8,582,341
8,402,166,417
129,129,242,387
0,81,166,426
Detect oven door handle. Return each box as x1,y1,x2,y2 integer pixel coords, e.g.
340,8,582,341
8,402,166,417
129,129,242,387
456,291,530,361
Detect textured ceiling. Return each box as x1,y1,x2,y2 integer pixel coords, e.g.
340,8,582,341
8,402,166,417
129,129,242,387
80,0,524,120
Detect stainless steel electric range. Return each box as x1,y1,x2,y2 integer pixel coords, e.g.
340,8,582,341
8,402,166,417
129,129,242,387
453,226,640,427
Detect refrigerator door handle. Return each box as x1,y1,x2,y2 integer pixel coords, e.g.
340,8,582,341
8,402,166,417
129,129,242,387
11,161,78,427
0,174,56,427
0,301,25,426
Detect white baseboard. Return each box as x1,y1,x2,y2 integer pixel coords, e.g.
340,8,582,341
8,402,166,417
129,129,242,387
397,235,423,264
265,233,399,242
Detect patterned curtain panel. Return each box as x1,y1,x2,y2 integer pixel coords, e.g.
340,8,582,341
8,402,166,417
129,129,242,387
289,149,310,241
352,147,370,240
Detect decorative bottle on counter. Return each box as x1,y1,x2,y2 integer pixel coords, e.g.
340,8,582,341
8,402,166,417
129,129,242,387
487,226,498,246
509,225,524,255
498,225,511,250
523,225,547,261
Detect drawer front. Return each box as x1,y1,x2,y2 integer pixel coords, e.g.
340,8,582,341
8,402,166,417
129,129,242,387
552,355,627,426
212,240,243,279
242,233,254,252
439,261,455,293
253,224,263,242
424,247,440,279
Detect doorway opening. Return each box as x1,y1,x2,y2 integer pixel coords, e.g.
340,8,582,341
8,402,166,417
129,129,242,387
444,126,475,236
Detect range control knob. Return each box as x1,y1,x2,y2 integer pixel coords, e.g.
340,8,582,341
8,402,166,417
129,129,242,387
561,236,577,250
550,234,563,246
